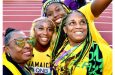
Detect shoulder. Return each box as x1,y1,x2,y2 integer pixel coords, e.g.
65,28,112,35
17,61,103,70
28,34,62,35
91,41,112,59
90,41,100,50
3,65,13,75
78,3,95,20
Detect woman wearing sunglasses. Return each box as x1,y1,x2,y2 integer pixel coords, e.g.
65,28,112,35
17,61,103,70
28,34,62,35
3,28,34,75
27,17,55,75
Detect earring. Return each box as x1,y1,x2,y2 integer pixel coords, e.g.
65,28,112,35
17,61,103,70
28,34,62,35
7,52,11,57
5,46,11,56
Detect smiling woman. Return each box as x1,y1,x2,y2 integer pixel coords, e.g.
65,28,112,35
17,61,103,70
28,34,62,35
42,0,112,57
27,17,55,75
3,28,34,75
53,11,112,75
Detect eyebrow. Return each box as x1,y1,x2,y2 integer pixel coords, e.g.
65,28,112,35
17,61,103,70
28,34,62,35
67,19,74,22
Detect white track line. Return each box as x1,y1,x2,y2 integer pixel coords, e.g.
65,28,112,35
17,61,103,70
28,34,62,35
104,9,112,11
99,31,112,33
99,16,112,18
3,9,41,12
3,15,112,18
102,12,112,14
3,6,110,9
3,1,42,4
3,7,42,8
3,21,32,23
3,7,111,13
3,15,41,16
3,21,112,24
3,30,112,33
3,4,42,5
95,22,112,24
3,10,41,12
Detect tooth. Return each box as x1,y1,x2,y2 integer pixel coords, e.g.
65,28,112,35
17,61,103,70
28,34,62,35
75,32,82,35
56,18,62,23
41,38,48,41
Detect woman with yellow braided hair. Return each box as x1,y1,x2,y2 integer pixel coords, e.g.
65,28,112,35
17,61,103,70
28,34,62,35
53,10,112,75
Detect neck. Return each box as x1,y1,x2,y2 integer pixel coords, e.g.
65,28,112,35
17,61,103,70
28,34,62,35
35,42,50,52
19,63,25,67
7,53,26,67
68,39,83,47
69,42,81,47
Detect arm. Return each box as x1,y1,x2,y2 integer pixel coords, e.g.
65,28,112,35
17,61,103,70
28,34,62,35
91,0,112,17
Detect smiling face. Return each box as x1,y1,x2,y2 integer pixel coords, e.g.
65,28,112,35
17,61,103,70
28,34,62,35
6,31,33,64
46,3,67,27
34,19,54,46
63,11,88,46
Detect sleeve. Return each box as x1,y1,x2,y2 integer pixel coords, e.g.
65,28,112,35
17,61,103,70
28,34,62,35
102,46,112,75
99,43,112,75
78,3,95,21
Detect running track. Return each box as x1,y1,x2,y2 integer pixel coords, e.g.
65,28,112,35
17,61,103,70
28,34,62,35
3,0,112,47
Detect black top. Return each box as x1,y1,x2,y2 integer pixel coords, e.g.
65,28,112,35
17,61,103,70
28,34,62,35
3,53,31,75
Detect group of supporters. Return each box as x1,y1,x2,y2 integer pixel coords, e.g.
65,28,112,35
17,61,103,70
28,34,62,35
3,0,112,75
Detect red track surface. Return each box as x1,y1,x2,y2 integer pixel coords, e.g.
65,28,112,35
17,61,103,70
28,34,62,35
3,0,112,47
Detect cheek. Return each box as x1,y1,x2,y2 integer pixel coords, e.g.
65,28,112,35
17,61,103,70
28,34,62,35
35,31,41,37
60,11,67,18
48,16,54,21
84,28,88,36
10,44,22,51
48,32,53,38
10,50,22,60
62,11,67,15
66,27,73,33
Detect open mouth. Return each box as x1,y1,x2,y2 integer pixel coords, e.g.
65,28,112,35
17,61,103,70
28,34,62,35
41,37,49,42
55,18,62,24
75,32,83,35
23,51,31,56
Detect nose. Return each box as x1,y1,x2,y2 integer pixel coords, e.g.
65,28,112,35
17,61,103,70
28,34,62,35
43,29,48,35
54,12,58,18
74,23,82,28
24,42,32,48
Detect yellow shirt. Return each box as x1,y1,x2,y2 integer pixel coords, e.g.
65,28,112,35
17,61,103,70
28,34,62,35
79,3,112,75
52,3,112,75
27,47,52,75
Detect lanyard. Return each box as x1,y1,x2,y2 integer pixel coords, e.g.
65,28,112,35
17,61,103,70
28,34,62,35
54,44,79,66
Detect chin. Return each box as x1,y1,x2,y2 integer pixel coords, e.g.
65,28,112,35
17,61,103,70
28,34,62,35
24,57,31,62
41,42,49,46
76,39,84,43
24,55,32,60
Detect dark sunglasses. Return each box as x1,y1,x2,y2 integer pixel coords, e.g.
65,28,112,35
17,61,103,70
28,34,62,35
8,37,35,48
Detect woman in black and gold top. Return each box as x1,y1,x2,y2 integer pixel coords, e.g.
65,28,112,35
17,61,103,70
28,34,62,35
3,28,34,75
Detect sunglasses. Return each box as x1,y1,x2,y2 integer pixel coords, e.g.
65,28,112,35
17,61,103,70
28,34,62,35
8,37,35,48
